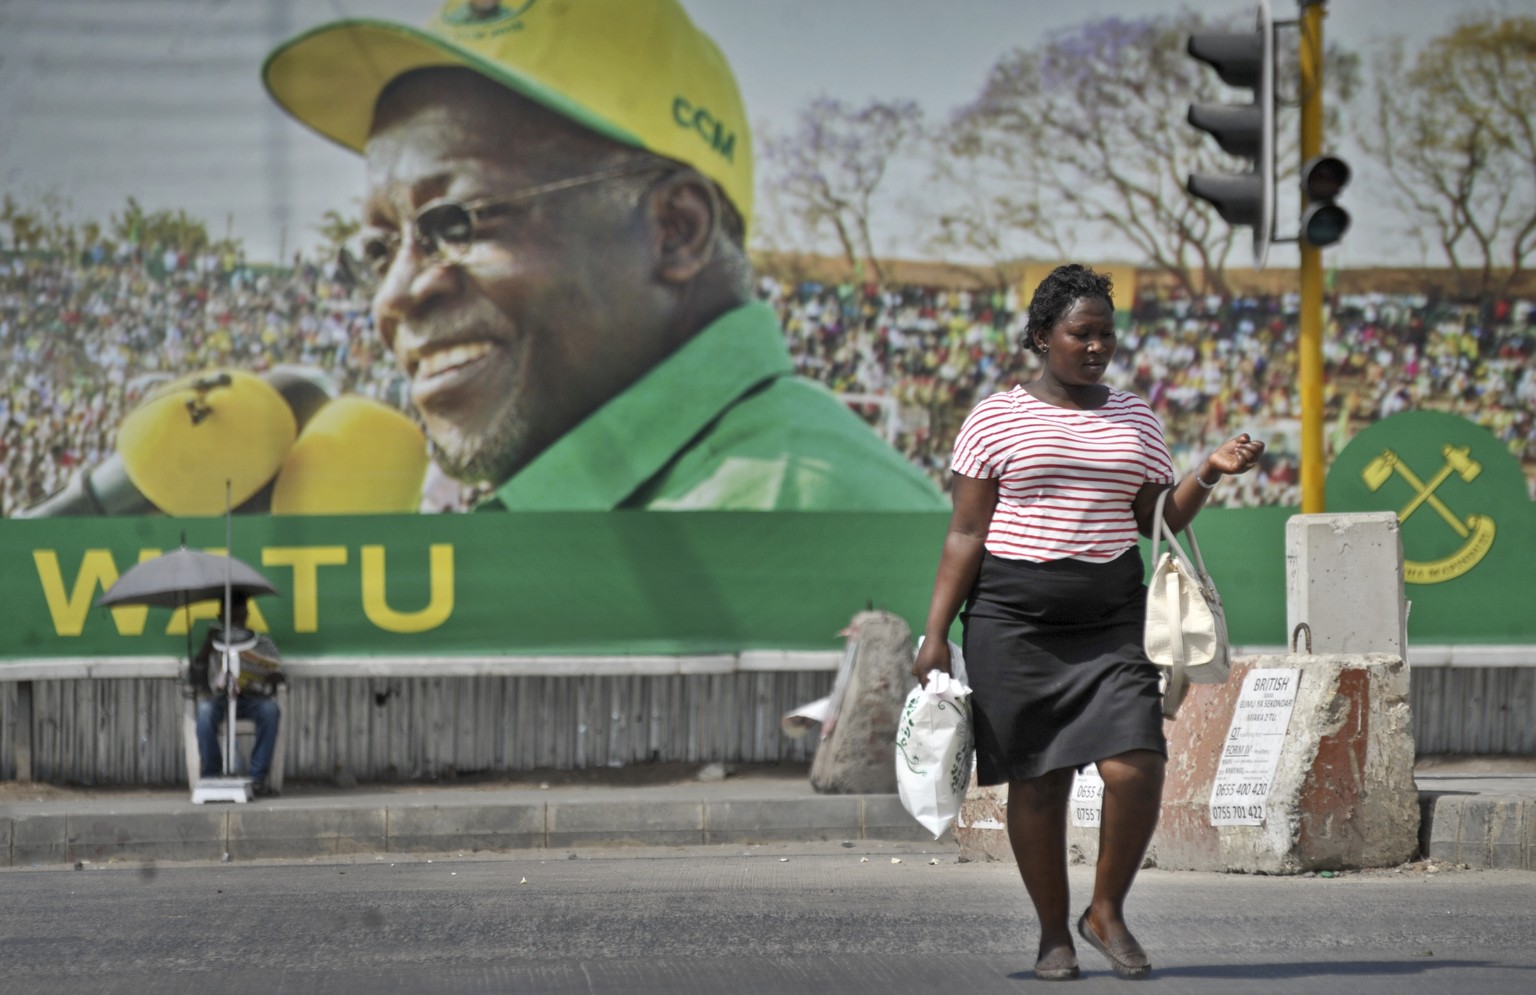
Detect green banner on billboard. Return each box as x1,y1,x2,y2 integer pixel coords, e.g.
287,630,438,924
2,509,1308,662
5,430,1532,665
3,513,947,659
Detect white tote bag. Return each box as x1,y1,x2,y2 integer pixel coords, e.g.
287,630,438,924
895,638,974,839
1144,488,1230,718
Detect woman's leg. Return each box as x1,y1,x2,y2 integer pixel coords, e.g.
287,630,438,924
1007,767,1078,963
1085,748,1165,952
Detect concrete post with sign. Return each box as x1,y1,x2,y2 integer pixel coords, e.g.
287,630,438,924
955,513,1420,872
1285,512,1408,657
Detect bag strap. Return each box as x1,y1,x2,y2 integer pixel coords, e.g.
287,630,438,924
1153,487,1191,719
1163,561,1189,718
1181,510,1219,599
1152,486,1202,578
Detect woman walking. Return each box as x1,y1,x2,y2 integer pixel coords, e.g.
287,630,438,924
912,264,1263,980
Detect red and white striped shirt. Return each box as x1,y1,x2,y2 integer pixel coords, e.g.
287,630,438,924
951,386,1176,563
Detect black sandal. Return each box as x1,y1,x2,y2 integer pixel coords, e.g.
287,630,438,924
1077,910,1151,979
1033,944,1080,981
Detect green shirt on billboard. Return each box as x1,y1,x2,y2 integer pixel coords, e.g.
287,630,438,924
482,302,948,511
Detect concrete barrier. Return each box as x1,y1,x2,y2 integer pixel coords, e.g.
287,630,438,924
957,653,1421,873
809,612,912,795
1285,513,1407,657
1148,653,1418,872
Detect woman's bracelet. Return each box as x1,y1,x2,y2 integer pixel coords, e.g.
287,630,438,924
1194,469,1220,489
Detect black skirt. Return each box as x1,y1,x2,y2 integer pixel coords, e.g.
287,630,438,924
961,548,1166,785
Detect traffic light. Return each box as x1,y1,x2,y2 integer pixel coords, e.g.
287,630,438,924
1185,1,1274,268
1300,154,1351,247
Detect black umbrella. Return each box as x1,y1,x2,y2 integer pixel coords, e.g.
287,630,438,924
95,546,279,610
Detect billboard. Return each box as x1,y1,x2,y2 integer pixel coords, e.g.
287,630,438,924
1,1,1531,662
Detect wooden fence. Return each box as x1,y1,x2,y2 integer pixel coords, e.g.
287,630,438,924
1,662,1532,786
0,669,836,785
1410,666,1536,755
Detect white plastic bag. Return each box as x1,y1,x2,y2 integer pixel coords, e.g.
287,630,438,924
895,638,974,839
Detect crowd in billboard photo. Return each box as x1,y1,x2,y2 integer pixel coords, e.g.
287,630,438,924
2,235,1532,518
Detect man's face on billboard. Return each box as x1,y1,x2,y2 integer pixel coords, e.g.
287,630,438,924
361,70,670,485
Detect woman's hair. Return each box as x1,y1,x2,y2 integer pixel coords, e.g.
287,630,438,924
1023,264,1114,354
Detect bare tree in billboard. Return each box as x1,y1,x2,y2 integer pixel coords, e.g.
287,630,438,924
936,11,1360,298
1358,16,1536,299
758,96,924,286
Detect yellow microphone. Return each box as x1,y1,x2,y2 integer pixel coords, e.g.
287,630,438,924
114,369,297,516
17,366,336,518
270,396,429,515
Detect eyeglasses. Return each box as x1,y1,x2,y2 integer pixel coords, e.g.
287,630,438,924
339,163,663,292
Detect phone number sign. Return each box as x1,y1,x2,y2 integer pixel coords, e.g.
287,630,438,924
1209,668,1300,826
1069,763,1104,828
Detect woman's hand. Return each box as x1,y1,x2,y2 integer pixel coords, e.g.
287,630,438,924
1140,432,1269,536
911,636,953,687
1203,433,1266,480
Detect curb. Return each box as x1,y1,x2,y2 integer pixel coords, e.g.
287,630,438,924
1420,792,1534,871
2,793,931,867
5,787,1532,872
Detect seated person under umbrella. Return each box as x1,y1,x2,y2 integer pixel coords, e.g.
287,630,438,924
189,594,285,797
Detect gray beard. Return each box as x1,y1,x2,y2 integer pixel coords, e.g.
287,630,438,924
426,416,532,487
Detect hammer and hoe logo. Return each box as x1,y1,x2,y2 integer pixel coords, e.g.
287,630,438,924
1330,411,1525,585
441,0,537,27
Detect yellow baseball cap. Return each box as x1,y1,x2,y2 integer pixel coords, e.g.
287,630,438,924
262,0,752,229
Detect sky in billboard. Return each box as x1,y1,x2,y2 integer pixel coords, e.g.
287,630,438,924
0,0,1519,269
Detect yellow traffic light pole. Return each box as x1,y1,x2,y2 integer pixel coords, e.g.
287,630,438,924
1298,1,1326,512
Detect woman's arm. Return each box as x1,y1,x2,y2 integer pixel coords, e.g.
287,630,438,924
911,473,1000,685
1134,432,1266,536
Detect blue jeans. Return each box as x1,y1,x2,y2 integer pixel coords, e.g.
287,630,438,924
196,695,280,783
